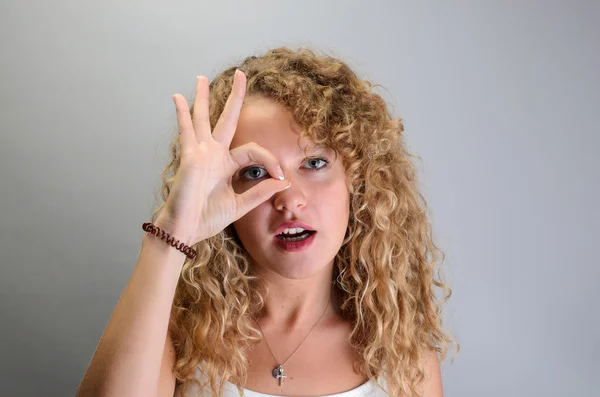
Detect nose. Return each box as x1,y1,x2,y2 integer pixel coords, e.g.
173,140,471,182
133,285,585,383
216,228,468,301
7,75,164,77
273,174,307,212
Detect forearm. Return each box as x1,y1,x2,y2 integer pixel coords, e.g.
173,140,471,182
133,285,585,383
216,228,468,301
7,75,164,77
76,233,187,397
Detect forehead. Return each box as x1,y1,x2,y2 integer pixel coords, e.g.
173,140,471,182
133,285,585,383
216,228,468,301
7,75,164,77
230,97,318,154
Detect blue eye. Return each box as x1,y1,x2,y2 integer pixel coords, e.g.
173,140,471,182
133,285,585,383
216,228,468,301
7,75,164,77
305,157,329,169
241,167,269,180
240,157,329,181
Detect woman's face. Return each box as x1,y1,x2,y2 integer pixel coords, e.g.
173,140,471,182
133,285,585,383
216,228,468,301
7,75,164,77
230,97,350,280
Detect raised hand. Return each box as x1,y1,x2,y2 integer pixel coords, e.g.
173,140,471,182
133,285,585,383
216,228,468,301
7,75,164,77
156,70,290,245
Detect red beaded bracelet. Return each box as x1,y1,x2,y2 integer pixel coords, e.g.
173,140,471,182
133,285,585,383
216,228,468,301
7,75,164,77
142,222,198,260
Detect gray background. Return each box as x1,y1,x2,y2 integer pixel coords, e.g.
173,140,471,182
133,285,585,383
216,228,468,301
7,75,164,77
1,1,598,396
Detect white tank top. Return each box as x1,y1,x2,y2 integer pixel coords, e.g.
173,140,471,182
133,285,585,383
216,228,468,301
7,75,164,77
175,365,389,396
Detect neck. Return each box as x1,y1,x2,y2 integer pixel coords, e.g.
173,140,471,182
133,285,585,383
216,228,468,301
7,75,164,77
254,267,337,333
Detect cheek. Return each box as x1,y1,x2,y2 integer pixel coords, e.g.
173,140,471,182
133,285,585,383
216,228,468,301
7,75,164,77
317,183,350,223
232,205,266,240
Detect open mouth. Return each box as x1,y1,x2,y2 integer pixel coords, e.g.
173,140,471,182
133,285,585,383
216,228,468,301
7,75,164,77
275,230,317,242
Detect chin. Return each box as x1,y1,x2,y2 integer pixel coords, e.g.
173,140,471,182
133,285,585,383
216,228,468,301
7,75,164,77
277,264,328,280
252,254,333,281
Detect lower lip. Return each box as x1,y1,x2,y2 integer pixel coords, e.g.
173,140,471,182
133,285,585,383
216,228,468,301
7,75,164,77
274,232,316,252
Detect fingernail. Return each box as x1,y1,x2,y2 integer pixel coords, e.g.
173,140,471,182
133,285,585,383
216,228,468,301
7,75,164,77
277,166,285,180
283,182,291,189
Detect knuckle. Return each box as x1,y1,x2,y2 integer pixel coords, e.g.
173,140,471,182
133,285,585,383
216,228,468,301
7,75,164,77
248,142,261,150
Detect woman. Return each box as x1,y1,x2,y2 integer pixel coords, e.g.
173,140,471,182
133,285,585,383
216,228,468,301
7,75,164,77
77,47,458,397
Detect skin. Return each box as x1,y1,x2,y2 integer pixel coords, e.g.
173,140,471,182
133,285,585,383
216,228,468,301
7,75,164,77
230,96,350,332
225,95,443,396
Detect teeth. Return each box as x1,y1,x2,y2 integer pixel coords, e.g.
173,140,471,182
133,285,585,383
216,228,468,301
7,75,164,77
281,227,306,235
279,233,311,242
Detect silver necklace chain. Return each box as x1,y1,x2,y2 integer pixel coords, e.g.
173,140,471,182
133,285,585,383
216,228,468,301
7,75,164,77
254,294,331,386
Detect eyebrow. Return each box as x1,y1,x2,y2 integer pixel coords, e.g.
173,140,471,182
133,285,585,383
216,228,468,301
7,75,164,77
295,144,329,154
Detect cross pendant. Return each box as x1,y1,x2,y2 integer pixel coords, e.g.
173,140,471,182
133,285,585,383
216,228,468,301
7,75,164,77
272,365,287,386
278,373,287,386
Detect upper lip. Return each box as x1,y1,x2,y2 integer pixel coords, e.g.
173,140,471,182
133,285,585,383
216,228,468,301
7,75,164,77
274,221,316,236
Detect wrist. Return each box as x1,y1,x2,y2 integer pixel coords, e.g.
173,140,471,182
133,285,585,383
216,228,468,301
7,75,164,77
153,217,195,246
142,220,197,259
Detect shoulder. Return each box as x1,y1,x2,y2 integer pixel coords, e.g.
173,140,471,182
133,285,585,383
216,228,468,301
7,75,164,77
411,349,443,397
384,349,443,397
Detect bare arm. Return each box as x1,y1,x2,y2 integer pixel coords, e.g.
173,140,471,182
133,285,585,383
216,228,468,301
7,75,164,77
76,231,185,397
76,71,288,397
404,349,444,397
158,330,177,396
421,349,443,397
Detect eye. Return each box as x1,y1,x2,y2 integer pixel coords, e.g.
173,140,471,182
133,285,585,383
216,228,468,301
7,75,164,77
239,167,269,180
304,157,329,170
239,157,330,181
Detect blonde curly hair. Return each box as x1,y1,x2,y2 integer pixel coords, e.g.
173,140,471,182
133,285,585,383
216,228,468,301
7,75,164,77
151,47,459,397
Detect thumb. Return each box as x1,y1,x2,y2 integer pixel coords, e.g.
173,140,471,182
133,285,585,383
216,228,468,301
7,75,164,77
235,179,291,219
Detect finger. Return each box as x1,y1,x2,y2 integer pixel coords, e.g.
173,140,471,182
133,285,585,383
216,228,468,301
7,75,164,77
234,179,291,221
191,76,212,142
212,70,247,145
172,94,196,150
229,142,285,181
